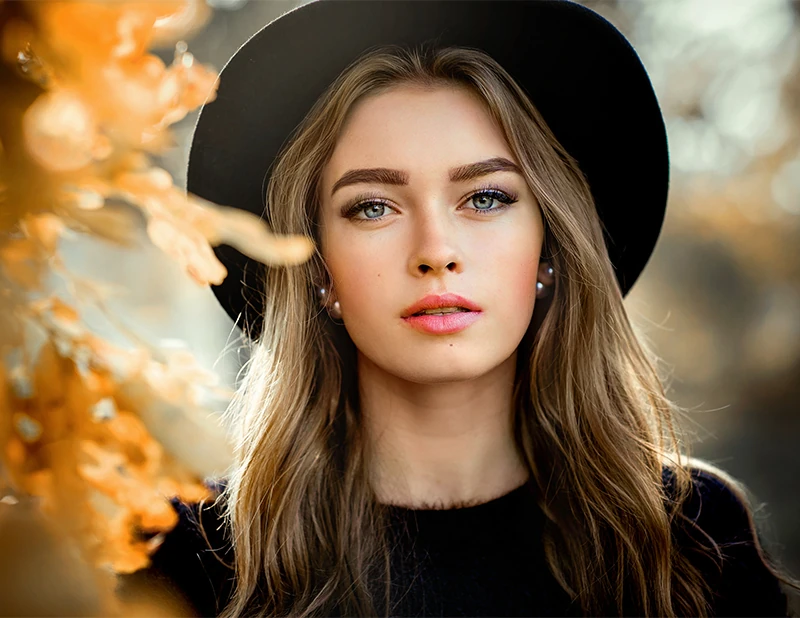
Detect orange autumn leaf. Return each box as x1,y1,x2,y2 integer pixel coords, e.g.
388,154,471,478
0,237,47,289
23,90,101,172
0,0,307,611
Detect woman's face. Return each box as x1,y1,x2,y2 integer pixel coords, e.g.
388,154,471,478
319,84,544,383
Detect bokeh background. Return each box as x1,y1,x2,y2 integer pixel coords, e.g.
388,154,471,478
62,0,800,612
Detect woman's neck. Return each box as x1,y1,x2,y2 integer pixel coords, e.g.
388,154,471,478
358,350,529,509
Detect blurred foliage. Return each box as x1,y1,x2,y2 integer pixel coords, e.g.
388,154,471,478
0,0,312,614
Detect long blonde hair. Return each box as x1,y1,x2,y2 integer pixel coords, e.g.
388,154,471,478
212,45,798,617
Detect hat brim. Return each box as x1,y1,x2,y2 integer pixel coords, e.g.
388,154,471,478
187,0,669,334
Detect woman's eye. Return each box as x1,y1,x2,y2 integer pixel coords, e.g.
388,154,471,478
340,196,394,221
347,201,391,220
468,189,517,214
343,188,518,222
362,203,387,219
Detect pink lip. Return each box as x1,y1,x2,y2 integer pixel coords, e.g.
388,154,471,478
402,293,482,318
402,311,482,335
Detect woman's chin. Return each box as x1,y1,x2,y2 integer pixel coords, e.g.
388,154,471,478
380,357,507,385
353,334,520,384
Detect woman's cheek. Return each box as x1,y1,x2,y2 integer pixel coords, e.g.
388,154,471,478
490,233,539,298
337,263,389,320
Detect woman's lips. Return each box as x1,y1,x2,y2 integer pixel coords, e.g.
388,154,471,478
401,311,482,334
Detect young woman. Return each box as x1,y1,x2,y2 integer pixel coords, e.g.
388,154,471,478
121,1,799,616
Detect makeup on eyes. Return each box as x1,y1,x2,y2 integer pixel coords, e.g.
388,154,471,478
339,183,520,222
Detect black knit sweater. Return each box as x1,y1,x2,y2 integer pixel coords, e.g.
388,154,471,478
117,468,791,617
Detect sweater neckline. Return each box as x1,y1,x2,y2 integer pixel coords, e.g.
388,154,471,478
384,479,544,555
383,479,532,514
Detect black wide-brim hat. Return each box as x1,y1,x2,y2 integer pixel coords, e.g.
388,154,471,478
187,0,669,335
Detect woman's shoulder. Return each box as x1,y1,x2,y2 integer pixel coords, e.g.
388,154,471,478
662,463,790,617
116,479,234,617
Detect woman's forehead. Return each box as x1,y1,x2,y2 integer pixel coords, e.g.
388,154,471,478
323,86,514,188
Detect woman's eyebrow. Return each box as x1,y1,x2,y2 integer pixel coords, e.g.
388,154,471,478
330,157,522,197
449,157,523,183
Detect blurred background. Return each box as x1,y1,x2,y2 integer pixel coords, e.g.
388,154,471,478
61,0,800,612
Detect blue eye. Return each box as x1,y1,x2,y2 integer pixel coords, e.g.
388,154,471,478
469,189,517,213
362,203,388,219
342,199,389,221
342,186,519,222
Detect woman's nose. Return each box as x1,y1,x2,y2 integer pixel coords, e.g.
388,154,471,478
406,206,463,277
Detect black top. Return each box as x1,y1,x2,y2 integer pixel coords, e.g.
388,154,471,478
117,468,791,617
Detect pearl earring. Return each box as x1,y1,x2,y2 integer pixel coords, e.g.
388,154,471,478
536,281,550,298
317,286,342,320
536,262,555,299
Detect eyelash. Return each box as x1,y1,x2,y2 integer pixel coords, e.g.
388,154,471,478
341,184,520,222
